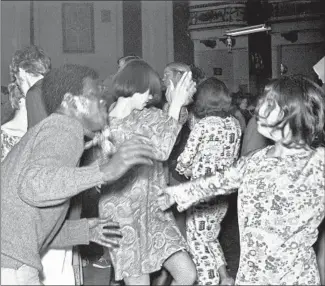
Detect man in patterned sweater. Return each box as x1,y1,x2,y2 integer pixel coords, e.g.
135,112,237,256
1,64,156,285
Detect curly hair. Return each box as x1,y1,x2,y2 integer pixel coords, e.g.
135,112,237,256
255,75,325,148
42,64,99,115
8,45,51,109
192,77,232,119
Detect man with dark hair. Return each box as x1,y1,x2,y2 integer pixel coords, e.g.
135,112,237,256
1,64,156,285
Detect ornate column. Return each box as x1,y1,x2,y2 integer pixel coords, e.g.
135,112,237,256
188,0,249,92
141,1,174,76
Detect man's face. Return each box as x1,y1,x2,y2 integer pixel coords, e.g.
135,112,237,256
163,68,178,89
76,77,108,132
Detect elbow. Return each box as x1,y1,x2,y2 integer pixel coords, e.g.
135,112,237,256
18,189,46,207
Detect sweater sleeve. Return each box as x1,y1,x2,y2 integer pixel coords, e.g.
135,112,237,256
49,219,90,248
17,121,104,207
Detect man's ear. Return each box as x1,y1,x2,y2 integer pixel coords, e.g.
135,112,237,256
62,93,76,109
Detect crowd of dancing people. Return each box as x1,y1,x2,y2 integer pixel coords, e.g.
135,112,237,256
1,45,325,286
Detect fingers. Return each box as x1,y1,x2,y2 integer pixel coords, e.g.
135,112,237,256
98,219,120,229
157,196,170,211
125,157,154,167
177,71,191,88
102,229,123,237
97,236,121,249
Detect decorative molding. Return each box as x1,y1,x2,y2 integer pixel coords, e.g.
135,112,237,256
62,3,95,53
189,1,247,10
189,4,247,30
268,0,324,22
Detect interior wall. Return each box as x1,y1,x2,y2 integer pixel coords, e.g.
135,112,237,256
1,1,31,85
141,1,174,76
33,1,123,81
123,1,142,57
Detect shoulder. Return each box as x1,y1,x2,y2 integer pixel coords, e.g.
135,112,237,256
35,114,84,141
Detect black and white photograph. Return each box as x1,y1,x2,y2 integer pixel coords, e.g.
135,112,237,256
1,0,325,285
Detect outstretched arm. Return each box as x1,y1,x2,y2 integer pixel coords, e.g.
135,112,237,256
158,157,247,212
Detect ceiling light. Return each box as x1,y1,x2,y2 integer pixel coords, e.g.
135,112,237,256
225,24,271,37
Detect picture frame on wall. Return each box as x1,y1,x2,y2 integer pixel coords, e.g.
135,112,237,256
62,3,95,53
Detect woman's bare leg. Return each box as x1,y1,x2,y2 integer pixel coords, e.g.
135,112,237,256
163,251,197,285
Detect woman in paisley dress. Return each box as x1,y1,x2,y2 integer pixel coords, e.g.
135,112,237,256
158,75,325,285
176,77,241,285
99,59,197,285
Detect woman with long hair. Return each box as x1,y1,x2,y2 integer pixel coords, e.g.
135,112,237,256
159,75,325,285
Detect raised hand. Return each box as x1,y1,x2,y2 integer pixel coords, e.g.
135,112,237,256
170,72,197,107
88,217,122,249
99,135,155,184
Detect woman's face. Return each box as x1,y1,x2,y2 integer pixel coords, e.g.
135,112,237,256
133,89,153,110
256,99,287,141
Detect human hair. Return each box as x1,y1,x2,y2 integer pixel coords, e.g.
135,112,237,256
112,59,162,107
255,75,325,148
190,64,206,85
42,64,99,115
231,91,249,108
117,54,141,66
192,77,232,119
165,62,191,77
8,45,51,109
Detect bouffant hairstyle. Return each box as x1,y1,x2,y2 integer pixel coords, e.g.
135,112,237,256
42,64,98,114
112,59,162,107
8,45,51,109
255,75,325,148
192,77,232,119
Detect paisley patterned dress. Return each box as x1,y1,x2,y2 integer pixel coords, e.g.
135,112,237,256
99,107,188,281
167,146,325,285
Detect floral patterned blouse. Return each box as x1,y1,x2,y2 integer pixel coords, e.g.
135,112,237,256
99,107,188,280
176,116,242,179
1,129,22,162
166,146,325,285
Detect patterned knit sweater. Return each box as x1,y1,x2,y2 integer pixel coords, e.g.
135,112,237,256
1,113,104,271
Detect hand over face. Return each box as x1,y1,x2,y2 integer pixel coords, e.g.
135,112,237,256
157,189,176,211
100,135,155,183
88,217,122,249
170,72,197,107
